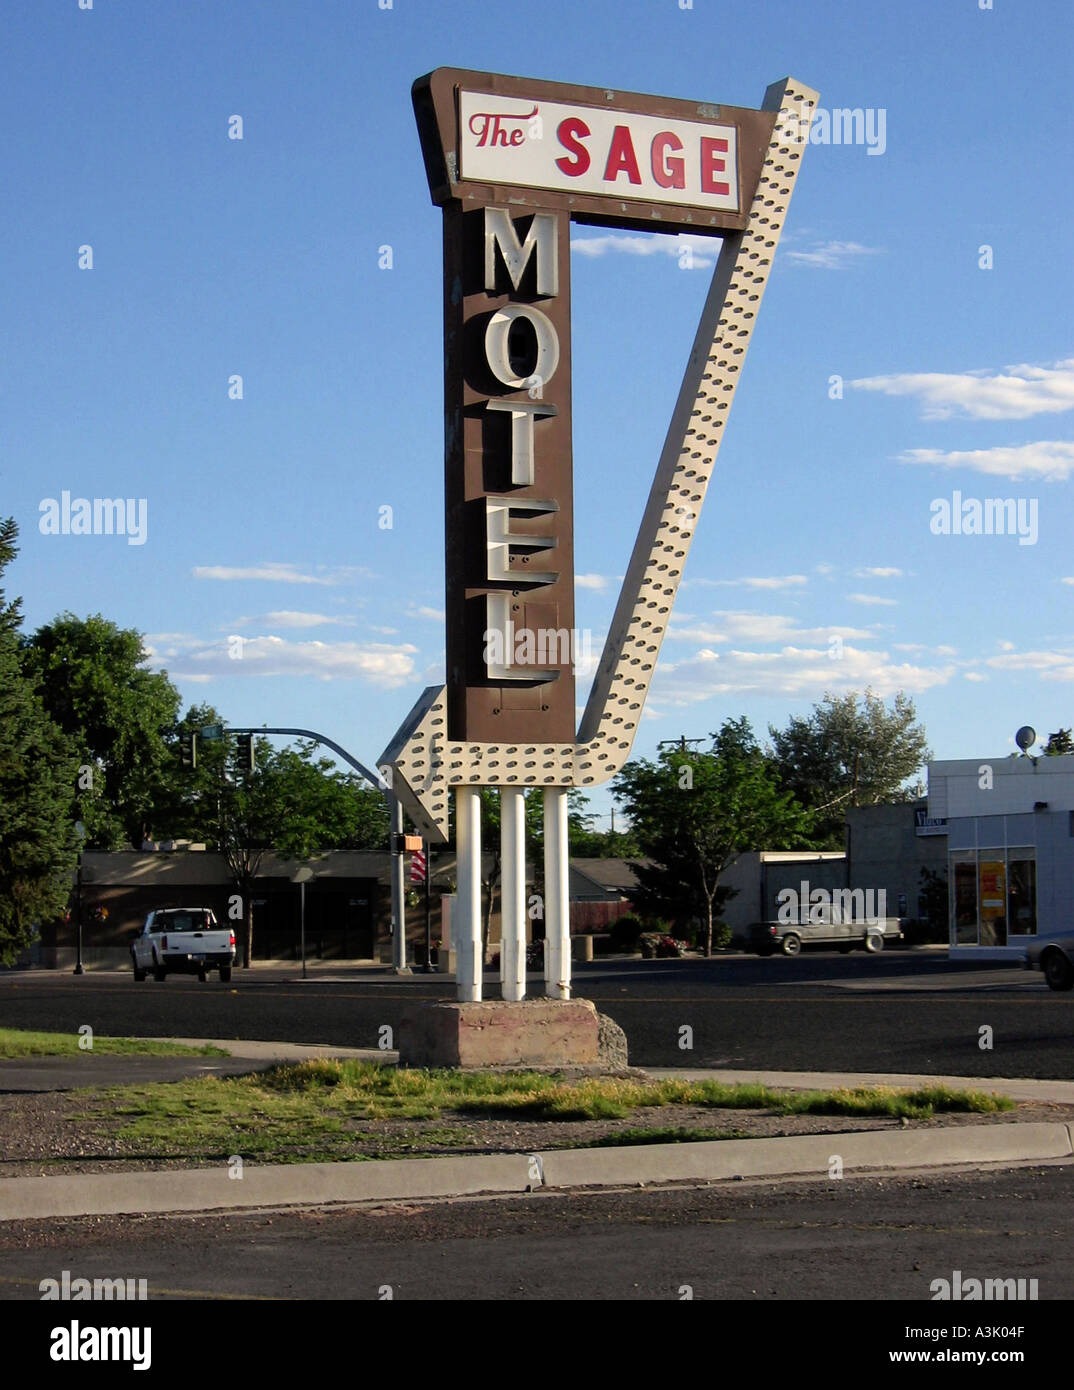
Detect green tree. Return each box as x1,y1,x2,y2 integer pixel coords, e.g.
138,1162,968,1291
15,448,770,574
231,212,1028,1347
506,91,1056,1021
769,690,930,845
614,717,814,955
918,866,949,941
567,794,641,858
0,520,79,962
1044,728,1074,757
21,614,181,849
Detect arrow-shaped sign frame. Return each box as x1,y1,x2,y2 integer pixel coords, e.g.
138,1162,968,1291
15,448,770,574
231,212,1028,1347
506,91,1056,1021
381,77,818,842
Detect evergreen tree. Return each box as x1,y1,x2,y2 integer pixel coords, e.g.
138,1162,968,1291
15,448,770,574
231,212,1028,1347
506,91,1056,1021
0,519,78,962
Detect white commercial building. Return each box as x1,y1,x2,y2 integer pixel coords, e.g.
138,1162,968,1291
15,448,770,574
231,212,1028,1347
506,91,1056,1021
928,754,1074,960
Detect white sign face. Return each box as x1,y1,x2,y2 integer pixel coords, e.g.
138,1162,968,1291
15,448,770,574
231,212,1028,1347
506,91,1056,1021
459,90,740,214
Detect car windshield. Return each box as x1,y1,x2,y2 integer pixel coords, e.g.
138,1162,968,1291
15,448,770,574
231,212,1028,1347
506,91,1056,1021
158,911,213,933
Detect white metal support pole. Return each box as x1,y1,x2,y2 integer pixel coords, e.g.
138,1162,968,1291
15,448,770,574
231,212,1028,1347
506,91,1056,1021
455,787,483,1002
543,788,570,1000
390,793,409,974
500,787,527,1002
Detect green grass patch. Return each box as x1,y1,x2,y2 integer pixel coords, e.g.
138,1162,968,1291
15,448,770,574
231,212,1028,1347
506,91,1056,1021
72,1060,1015,1166
0,1028,228,1059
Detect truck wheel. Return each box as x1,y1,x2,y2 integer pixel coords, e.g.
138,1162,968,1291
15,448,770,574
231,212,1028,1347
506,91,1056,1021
864,933,885,953
132,955,147,982
1043,950,1074,991
153,961,167,982
781,934,801,957
219,966,232,983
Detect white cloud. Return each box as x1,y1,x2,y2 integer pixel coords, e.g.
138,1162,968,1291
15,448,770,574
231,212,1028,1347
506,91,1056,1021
193,563,333,586
963,672,987,682
570,231,717,269
684,574,808,590
576,573,610,591
985,648,1074,681
900,441,1074,481
233,611,353,629
649,644,954,705
783,240,883,270
854,566,903,579
407,605,446,622
852,358,1074,420
668,611,873,645
846,593,898,607
147,636,419,687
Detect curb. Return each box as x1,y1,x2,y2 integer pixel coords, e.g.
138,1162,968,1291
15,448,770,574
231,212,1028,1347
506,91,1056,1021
1,1122,1070,1222
644,1068,1074,1105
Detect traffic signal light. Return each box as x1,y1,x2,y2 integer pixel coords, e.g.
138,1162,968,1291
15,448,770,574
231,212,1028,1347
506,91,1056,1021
180,731,197,771
236,733,255,773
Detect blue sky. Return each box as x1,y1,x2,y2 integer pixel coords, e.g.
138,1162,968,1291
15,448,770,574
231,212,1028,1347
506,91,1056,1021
4,0,1073,828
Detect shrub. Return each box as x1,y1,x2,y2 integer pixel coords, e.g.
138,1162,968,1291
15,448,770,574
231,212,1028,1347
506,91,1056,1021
709,920,732,951
609,913,645,952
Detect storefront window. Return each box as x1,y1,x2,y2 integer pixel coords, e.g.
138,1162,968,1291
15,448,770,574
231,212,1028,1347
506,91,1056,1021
954,858,978,945
949,848,1037,945
978,860,1007,946
1007,856,1037,936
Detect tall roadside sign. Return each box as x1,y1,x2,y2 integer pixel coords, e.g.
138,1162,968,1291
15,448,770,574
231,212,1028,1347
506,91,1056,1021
381,69,818,1005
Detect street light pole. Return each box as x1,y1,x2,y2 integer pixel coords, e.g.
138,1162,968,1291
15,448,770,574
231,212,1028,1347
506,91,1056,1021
390,794,409,974
73,821,86,976
423,843,432,975
291,866,314,979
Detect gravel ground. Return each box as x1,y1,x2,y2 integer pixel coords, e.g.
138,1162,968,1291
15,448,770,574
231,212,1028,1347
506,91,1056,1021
1,1090,1071,1177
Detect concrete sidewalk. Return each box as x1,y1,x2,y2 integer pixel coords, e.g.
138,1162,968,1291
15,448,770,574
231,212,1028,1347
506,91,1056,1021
1,1121,1070,1221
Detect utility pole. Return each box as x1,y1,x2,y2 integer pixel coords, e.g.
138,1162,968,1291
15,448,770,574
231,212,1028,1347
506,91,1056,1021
658,736,704,754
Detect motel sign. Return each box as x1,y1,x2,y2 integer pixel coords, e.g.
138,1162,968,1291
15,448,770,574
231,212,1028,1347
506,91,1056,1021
381,68,818,1002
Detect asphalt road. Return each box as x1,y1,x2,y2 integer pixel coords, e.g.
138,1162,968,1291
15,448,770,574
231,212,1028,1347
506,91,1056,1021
0,1162,1069,1302
3,954,1072,1078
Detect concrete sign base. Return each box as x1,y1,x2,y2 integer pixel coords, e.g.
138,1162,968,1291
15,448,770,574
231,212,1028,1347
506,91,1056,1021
398,998,601,1068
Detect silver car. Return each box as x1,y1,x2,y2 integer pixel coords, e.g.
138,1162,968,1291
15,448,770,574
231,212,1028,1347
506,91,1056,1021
1025,936,1074,991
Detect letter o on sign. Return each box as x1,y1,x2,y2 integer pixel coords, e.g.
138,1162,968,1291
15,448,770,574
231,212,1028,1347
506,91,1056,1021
485,304,560,389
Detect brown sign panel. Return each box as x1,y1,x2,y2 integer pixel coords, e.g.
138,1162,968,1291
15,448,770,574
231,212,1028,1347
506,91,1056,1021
442,202,576,745
415,68,781,749
413,67,778,236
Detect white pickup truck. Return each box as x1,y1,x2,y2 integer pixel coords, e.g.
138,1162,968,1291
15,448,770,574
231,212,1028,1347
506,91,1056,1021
131,907,235,983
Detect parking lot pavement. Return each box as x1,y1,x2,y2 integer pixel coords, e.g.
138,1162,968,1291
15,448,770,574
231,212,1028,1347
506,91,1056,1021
822,968,1040,992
